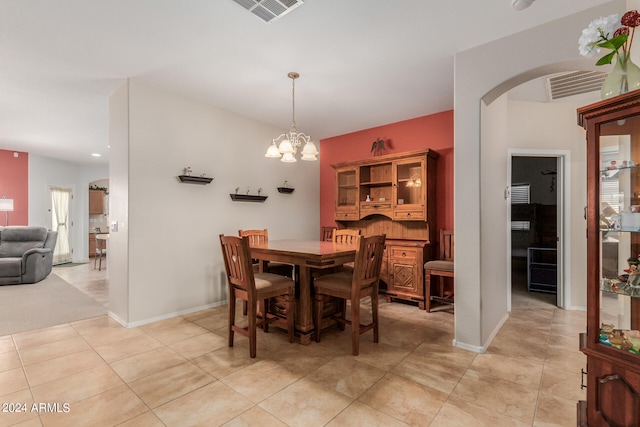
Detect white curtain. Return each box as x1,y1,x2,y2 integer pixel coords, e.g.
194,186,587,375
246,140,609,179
51,187,72,265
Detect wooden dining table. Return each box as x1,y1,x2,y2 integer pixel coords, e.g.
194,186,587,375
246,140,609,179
250,239,356,345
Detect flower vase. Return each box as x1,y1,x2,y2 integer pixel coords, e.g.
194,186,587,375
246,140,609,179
601,54,640,99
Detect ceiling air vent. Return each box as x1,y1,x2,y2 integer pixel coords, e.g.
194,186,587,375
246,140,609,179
545,71,607,100
231,0,304,23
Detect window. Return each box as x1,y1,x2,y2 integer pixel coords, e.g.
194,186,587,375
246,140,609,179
511,183,530,231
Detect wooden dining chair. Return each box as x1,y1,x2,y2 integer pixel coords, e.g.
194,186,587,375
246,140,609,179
321,226,337,242
333,229,361,271
238,229,294,277
314,234,386,355
333,228,360,244
94,235,107,271
238,229,294,319
219,234,295,358
424,229,454,312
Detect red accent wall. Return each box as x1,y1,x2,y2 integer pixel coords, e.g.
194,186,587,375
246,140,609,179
0,149,29,226
319,110,453,235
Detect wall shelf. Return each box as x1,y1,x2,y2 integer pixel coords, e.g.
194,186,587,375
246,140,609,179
229,194,268,202
277,187,294,194
178,175,213,184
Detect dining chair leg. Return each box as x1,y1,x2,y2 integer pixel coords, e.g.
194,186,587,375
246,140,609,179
228,295,236,348
314,294,323,343
262,299,269,333
337,298,346,331
351,297,361,356
425,270,432,312
372,287,379,343
248,299,257,359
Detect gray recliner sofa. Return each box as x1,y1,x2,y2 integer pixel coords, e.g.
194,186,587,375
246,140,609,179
0,226,58,285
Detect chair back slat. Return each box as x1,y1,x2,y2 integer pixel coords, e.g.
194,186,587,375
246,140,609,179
333,229,361,245
321,226,336,242
220,235,256,298
440,229,454,261
238,229,268,246
352,234,386,290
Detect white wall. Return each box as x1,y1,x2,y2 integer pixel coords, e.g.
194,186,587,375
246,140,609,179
108,81,129,323
109,80,320,325
28,154,108,262
454,0,625,351
480,95,510,345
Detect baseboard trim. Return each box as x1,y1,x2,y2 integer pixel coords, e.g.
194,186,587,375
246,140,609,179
453,311,510,354
108,300,229,329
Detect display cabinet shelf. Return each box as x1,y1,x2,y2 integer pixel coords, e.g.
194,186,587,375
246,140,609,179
527,247,557,294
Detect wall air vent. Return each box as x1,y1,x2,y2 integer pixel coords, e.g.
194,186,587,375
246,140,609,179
545,71,607,100
231,0,304,23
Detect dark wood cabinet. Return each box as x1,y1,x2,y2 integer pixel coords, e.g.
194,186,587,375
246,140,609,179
331,150,438,308
578,90,640,426
89,189,104,215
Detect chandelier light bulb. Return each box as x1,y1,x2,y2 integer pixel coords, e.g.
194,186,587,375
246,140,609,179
278,139,294,154
281,152,297,163
301,141,318,156
265,142,282,158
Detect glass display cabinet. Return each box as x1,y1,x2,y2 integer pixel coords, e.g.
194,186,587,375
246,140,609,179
578,90,640,427
334,167,358,221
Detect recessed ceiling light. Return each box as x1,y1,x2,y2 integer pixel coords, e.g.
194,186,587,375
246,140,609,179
512,0,534,11
91,153,101,157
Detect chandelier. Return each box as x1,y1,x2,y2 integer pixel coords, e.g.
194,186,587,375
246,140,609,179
265,72,318,162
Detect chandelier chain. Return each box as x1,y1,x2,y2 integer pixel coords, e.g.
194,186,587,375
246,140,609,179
291,74,296,128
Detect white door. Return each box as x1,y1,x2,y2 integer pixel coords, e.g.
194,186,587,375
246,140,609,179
50,186,72,265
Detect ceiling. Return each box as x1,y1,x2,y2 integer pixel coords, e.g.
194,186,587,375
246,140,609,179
0,0,612,165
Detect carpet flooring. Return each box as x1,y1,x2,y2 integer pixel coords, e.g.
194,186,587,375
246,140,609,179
0,273,107,336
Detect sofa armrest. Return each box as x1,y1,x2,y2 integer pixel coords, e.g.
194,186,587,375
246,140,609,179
21,247,52,261
20,247,54,283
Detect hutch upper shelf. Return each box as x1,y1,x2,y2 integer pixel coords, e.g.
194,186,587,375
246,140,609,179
331,149,438,222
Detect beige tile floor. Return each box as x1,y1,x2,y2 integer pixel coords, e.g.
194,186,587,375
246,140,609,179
0,263,585,426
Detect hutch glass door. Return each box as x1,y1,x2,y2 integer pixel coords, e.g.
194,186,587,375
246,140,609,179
598,115,640,354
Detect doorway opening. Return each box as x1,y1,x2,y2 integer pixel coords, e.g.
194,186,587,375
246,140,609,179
49,186,73,265
507,151,568,311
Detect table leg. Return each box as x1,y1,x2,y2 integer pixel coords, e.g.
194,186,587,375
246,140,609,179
296,265,314,345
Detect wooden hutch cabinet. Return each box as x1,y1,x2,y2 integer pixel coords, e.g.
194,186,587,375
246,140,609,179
331,149,438,309
578,91,640,426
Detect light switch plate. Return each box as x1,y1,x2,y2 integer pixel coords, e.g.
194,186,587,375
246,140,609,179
110,221,118,232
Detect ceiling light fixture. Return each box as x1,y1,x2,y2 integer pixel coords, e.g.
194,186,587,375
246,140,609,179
511,0,535,11
265,72,318,163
